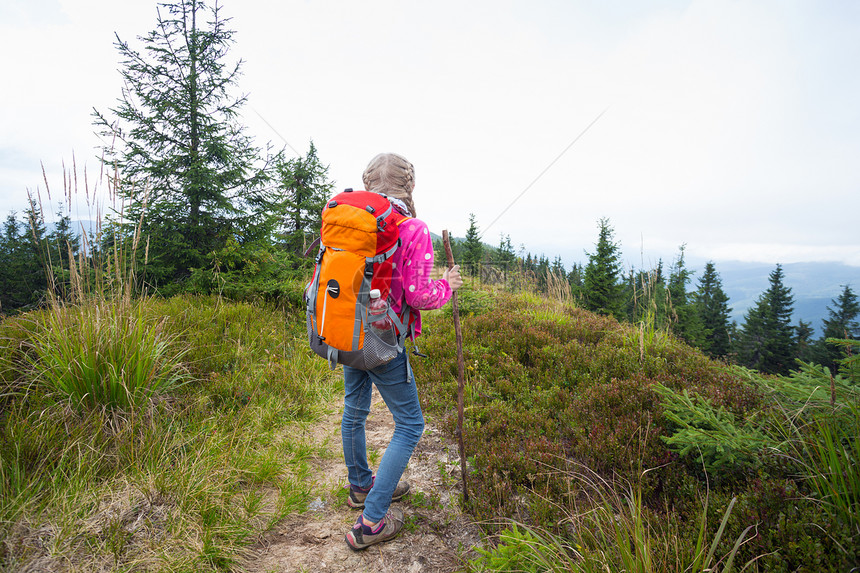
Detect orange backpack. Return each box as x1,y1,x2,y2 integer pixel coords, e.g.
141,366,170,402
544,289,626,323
305,189,413,369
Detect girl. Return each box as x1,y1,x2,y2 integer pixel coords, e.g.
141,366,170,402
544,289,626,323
343,153,463,550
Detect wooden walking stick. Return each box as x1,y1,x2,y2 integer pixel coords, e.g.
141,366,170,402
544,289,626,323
442,230,468,503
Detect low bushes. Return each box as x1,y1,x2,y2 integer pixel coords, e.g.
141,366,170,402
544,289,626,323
412,290,859,570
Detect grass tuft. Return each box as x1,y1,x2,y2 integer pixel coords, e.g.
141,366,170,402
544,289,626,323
23,298,189,411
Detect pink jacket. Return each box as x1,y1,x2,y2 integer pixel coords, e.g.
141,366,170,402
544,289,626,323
389,215,453,336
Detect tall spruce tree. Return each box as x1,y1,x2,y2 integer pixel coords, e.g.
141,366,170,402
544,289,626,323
0,213,23,312
796,320,816,363
495,233,516,266
274,142,333,254
93,0,279,283
45,205,81,298
737,264,795,374
462,213,483,276
582,218,624,319
667,245,704,345
1,199,52,311
695,261,732,357
817,284,860,370
536,254,550,292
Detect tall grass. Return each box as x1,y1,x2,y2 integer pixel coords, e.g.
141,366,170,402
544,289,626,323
545,267,572,307
17,160,179,412
24,299,188,410
806,405,860,543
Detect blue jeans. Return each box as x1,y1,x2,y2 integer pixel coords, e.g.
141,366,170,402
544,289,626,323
342,351,424,522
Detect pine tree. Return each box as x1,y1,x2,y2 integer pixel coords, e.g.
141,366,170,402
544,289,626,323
536,254,550,292
462,213,483,276
93,0,279,282
582,218,625,319
524,253,535,274
817,284,860,370
737,264,795,374
274,142,334,254
796,320,816,363
568,263,583,299
495,233,516,266
667,245,704,345
434,237,462,270
695,261,732,357
0,213,23,312
4,198,51,310
551,256,566,278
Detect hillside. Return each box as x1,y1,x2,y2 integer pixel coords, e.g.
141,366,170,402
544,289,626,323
1,289,857,571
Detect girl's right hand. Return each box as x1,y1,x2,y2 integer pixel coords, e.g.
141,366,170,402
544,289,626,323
443,264,463,292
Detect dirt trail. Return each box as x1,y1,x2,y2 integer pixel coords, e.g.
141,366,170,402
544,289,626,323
243,390,484,573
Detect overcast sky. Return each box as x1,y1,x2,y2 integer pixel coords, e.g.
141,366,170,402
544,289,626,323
2,0,858,271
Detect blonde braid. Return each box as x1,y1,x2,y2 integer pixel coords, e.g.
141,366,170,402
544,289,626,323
362,153,416,216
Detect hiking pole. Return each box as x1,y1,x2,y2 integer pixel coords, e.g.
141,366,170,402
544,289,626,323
442,230,469,503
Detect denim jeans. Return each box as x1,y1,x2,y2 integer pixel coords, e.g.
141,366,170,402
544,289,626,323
342,350,424,522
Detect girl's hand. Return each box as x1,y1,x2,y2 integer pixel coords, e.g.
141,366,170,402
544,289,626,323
443,264,464,292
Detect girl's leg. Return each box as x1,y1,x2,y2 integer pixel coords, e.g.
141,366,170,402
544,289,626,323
362,353,424,523
342,365,374,490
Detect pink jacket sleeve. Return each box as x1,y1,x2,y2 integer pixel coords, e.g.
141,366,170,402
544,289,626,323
394,219,453,311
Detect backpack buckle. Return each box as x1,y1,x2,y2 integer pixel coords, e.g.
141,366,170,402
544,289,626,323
377,217,388,231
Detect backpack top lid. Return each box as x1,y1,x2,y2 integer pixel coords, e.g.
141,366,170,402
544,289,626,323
321,189,403,257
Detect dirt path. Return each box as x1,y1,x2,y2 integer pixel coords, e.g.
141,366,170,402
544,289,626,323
242,389,484,573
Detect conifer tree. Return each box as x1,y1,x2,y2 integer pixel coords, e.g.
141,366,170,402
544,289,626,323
695,261,732,357
495,233,516,266
582,218,624,319
45,205,81,298
536,254,550,292
462,213,483,276
274,142,334,254
737,264,795,374
551,256,566,278
434,237,462,270
0,213,23,312
93,0,279,283
817,284,860,369
667,245,704,345
568,263,583,298
796,319,816,363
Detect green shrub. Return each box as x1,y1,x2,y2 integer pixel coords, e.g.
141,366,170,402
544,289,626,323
652,383,773,478
468,523,571,572
445,284,496,317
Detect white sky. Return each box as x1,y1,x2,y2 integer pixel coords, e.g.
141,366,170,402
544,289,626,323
1,0,859,271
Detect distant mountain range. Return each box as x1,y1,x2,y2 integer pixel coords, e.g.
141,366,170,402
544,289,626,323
713,261,859,335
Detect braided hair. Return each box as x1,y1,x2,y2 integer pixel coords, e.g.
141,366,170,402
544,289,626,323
362,153,416,216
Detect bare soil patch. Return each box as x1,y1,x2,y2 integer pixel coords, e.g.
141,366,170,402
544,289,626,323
243,389,483,573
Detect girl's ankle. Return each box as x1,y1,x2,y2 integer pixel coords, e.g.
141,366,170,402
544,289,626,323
361,515,379,528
